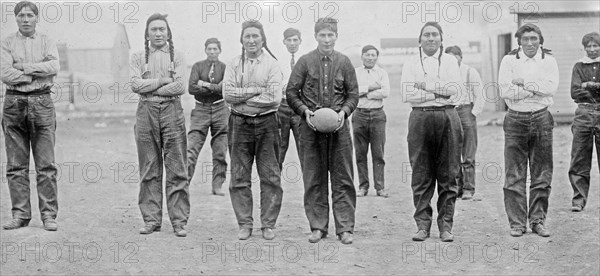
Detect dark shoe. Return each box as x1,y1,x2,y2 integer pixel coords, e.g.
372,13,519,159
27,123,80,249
338,232,353,244
308,229,326,243
238,228,252,240
212,188,225,196
510,228,525,237
412,230,430,241
43,219,58,231
139,224,161,234
462,191,473,200
440,231,454,242
357,188,368,197
262,228,275,240
571,205,583,212
174,226,187,237
376,189,389,198
2,219,29,230
532,224,550,237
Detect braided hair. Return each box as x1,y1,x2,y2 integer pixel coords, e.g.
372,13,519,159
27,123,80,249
144,13,175,77
239,20,277,73
418,22,444,76
509,23,552,59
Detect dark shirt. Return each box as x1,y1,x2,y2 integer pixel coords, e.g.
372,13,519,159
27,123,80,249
571,61,600,104
188,59,225,103
286,49,358,117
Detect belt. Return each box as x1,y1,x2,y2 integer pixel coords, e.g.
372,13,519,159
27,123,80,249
412,105,455,111
456,103,474,109
508,107,548,115
231,109,276,118
6,88,51,96
357,106,384,111
195,99,224,105
578,103,600,111
140,95,180,102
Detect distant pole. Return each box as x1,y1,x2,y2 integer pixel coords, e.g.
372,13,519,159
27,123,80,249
68,72,75,110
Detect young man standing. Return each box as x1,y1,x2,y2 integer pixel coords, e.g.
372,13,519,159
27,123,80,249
287,18,359,244
1,1,60,231
187,38,228,196
354,45,390,198
499,23,558,238
223,20,283,241
130,13,189,237
278,28,303,168
444,46,485,200
401,22,462,242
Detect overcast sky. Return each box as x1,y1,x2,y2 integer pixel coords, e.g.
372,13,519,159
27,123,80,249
1,1,598,63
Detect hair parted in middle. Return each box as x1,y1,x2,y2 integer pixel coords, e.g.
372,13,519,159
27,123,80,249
143,13,175,75
509,23,552,59
418,21,444,69
239,20,277,73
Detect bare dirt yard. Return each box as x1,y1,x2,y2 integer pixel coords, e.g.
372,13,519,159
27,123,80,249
1,79,599,275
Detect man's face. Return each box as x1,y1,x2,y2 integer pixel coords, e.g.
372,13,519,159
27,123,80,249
361,49,378,69
315,28,337,55
520,31,540,58
283,35,301,54
420,26,441,56
242,27,264,56
584,41,600,60
205,43,221,60
147,19,169,48
16,6,37,37
448,53,462,66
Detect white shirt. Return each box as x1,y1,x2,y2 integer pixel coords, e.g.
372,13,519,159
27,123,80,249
281,51,302,99
453,63,485,116
355,64,390,109
401,48,462,107
498,49,559,112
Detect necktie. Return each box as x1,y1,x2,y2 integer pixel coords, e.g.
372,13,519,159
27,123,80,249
208,62,215,83
290,54,295,70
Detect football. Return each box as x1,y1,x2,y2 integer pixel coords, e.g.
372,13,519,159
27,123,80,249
312,108,339,133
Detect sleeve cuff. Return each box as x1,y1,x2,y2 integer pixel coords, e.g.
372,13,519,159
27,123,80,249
298,105,308,116
341,106,352,117
22,63,34,74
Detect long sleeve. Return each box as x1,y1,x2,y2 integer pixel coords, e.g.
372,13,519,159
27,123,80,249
470,69,485,116
0,38,32,85
498,56,533,101
340,57,359,116
425,55,462,96
286,55,309,116
246,62,282,108
401,59,435,103
571,63,596,103
156,51,186,96
188,63,210,96
366,69,390,100
223,58,260,104
129,52,160,94
523,56,559,97
22,37,59,77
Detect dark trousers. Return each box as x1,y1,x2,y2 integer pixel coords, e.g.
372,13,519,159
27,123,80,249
228,112,282,229
568,105,600,209
352,108,386,191
187,101,229,191
299,118,355,235
407,108,461,233
135,99,189,228
2,94,57,221
456,104,478,195
503,109,553,231
277,100,301,166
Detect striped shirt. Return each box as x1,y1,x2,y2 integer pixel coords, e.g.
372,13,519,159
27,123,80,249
0,31,60,92
223,51,283,116
129,44,186,97
355,64,390,109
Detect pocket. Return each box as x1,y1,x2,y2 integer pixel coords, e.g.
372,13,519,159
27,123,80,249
37,95,55,109
2,96,18,110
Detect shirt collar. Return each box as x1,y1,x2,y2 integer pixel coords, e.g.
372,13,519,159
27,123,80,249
421,48,440,60
318,50,334,61
150,44,169,53
520,48,542,61
579,56,600,64
245,50,264,63
17,30,36,39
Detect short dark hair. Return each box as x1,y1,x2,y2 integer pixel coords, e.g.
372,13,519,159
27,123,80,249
361,45,379,56
14,1,38,16
314,17,338,34
283,28,301,40
582,32,600,47
444,45,462,58
205,38,221,51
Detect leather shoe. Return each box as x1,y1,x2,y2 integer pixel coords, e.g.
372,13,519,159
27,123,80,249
412,230,429,241
357,188,368,197
2,218,29,230
532,224,550,237
462,191,473,200
238,228,252,240
440,231,454,242
510,228,525,237
571,205,583,212
43,219,58,231
338,232,353,244
308,229,326,243
212,188,225,196
174,226,187,237
139,224,161,234
376,189,389,198
262,228,275,240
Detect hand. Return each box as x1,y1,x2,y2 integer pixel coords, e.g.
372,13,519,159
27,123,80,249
197,80,205,86
368,83,381,92
434,93,451,100
414,82,426,90
334,110,346,132
13,63,24,71
583,81,600,90
304,110,316,131
160,77,174,86
512,78,525,86
202,82,211,88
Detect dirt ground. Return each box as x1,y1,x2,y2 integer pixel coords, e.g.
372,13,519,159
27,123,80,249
1,82,599,275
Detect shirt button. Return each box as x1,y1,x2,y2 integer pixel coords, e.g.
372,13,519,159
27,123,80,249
325,75,327,78
325,64,328,66
325,86,328,90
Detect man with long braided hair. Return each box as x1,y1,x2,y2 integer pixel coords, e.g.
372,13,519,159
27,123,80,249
499,23,558,238
400,21,462,242
129,13,189,237
223,20,283,240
